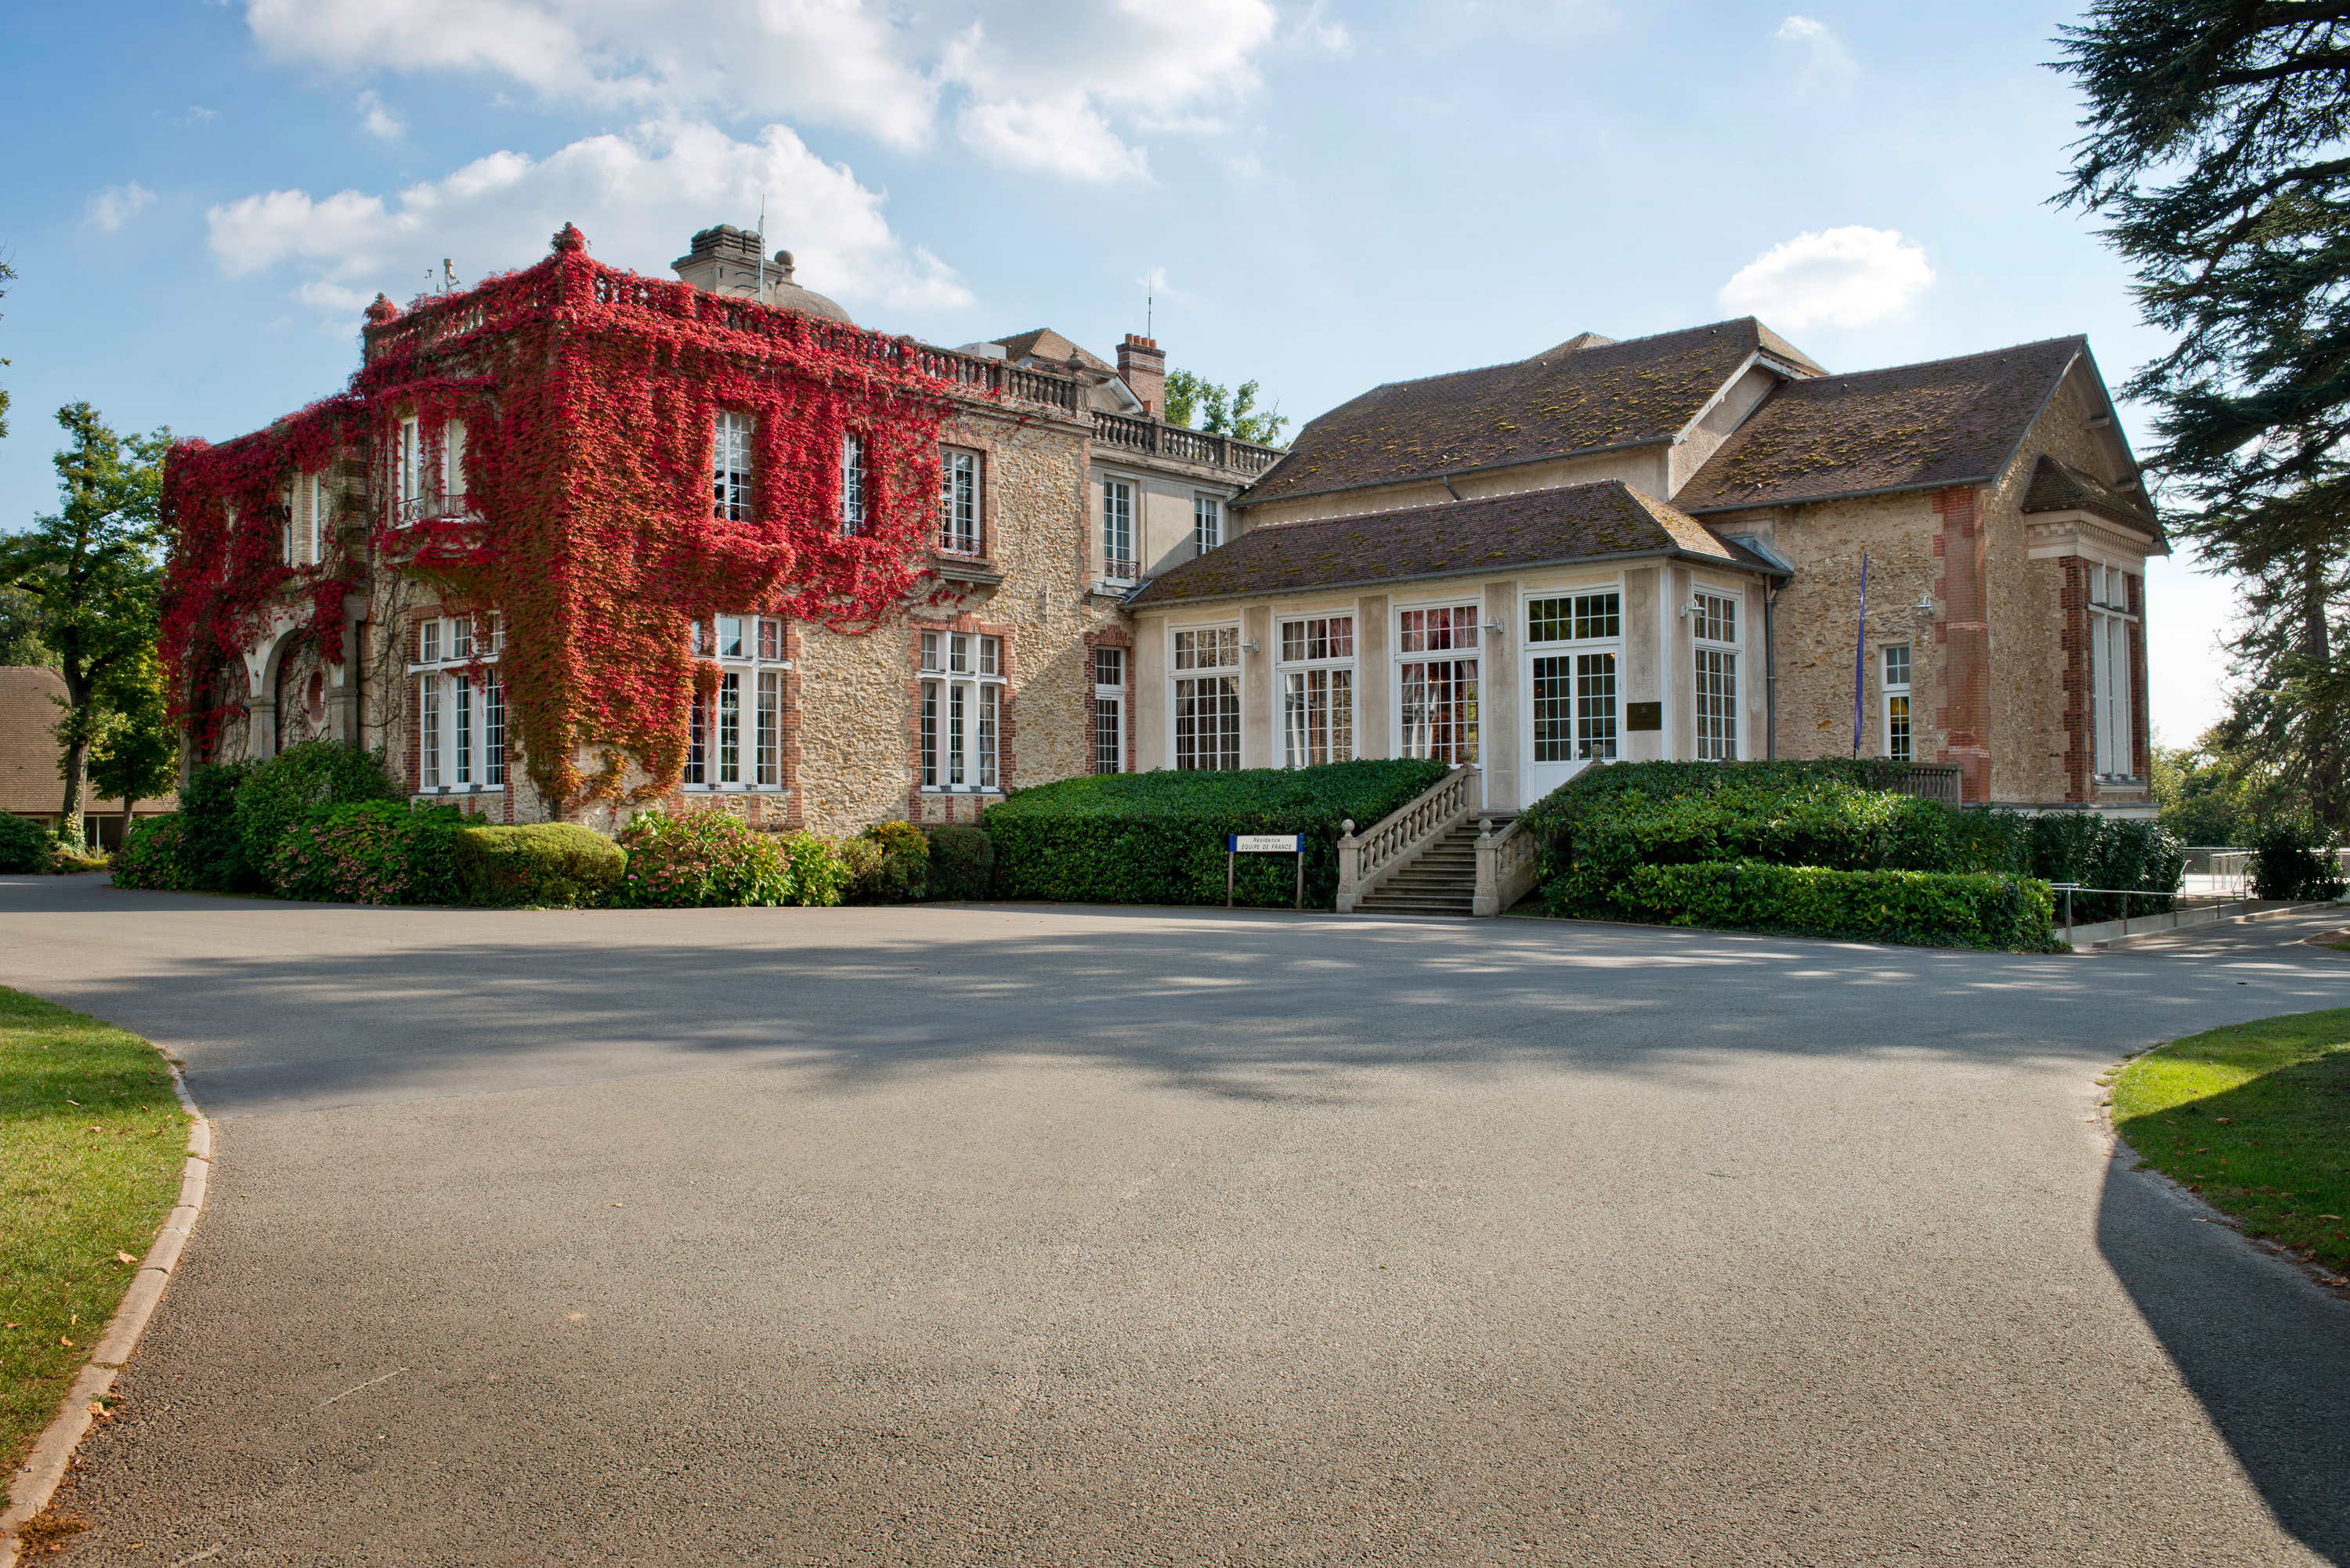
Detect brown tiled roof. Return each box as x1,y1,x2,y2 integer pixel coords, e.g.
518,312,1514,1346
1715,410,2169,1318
0,666,176,818
984,327,1112,374
1130,482,1778,607
1238,318,1823,505
2020,454,2168,547
1674,336,2090,513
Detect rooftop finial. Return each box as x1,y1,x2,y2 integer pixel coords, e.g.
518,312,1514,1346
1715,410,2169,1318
551,222,587,255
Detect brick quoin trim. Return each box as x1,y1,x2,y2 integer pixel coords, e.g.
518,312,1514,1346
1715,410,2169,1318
904,612,1019,823
2059,558,2092,804
1083,623,1137,773
1932,486,1992,804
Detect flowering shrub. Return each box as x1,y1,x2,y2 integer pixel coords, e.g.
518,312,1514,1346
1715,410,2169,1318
234,740,403,874
162,223,957,807
268,801,465,905
616,809,837,907
0,811,59,875
772,829,848,907
110,816,192,888
455,822,626,908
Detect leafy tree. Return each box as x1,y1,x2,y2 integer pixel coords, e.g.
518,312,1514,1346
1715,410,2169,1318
0,404,168,847
1163,369,1289,447
2053,5,2350,826
89,641,178,843
0,583,49,667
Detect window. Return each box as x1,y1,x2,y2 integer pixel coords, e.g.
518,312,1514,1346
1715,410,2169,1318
1528,592,1622,763
686,614,791,790
839,434,865,534
309,473,327,565
1093,646,1126,775
920,632,1007,790
485,671,505,787
714,412,754,522
443,419,468,515
1279,616,1354,768
1173,627,1241,771
1399,603,1479,764
410,613,508,793
1194,495,1222,554
454,674,473,784
396,416,423,524
2088,564,2138,778
940,449,980,554
1882,645,1912,763
1103,479,1136,581
420,677,440,789
1694,590,1738,763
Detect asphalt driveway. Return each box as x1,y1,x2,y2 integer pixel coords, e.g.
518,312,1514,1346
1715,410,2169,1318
3,874,2346,1566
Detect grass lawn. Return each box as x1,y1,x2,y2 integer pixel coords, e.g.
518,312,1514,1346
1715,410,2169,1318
0,988,191,1470
2112,1008,2350,1274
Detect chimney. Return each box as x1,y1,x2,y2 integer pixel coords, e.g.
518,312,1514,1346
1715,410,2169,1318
671,224,767,300
1118,334,1166,417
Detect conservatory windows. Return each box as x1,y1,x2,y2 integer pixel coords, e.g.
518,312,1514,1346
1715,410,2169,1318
1882,645,1912,763
940,448,980,554
1693,590,1739,763
714,411,754,522
840,433,866,535
685,615,790,790
1173,626,1241,771
919,632,1005,791
1398,602,1479,765
1279,616,1354,768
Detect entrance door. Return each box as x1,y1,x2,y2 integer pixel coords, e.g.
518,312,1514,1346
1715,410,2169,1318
1523,590,1622,801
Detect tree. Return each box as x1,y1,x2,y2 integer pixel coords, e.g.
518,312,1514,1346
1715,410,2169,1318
0,583,49,666
1163,369,1290,447
89,641,178,845
2052,4,2350,826
0,403,168,847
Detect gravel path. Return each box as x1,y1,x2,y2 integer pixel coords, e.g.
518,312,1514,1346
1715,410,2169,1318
4,875,2345,1566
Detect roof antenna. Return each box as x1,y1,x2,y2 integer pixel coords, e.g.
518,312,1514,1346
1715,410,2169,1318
1147,282,1154,338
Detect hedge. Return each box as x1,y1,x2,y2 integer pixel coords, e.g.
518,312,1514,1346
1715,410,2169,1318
456,823,627,908
0,811,56,875
986,758,1449,909
1607,861,2063,951
616,810,845,908
110,815,193,890
176,761,259,892
924,823,993,901
267,800,467,905
234,742,404,876
2247,815,2347,901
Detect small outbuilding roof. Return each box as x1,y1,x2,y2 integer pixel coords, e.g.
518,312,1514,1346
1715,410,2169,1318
1130,482,1779,608
1238,318,1824,507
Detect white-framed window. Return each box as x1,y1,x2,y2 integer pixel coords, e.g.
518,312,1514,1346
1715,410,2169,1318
409,612,506,793
1103,479,1136,582
1279,614,1354,768
1528,591,1622,763
714,411,754,522
1398,602,1479,764
1693,589,1738,763
2088,563,2137,779
1173,626,1241,771
1194,494,1223,554
309,473,327,565
1882,645,1912,763
840,433,866,535
443,419,468,515
280,484,295,566
940,448,980,555
1093,645,1126,775
396,416,423,525
685,615,791,790
920,631,1006,791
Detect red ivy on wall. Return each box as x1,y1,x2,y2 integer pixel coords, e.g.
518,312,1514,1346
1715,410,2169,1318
161,223,963,809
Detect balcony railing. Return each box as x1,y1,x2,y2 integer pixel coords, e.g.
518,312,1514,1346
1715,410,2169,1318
392,493,475,527
1100,556,1140,583
1092,411,1285,477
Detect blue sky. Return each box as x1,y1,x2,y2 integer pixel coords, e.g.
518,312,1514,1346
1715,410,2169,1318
0,0,2233,744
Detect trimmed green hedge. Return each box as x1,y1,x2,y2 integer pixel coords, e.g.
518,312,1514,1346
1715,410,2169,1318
924,823,993,901
457,823,627,908
1607,862,2063,951
987,759,1449,909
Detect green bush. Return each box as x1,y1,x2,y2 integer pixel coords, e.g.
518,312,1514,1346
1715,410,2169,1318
178,761,258,891
455,823,626,909
235,742,403,876
617,809,814,907
844,818,930,904
986,758,1450,909
2247,815,2346,901
771,830,847,908
109,815,192,890
1605,861,2062,951
267,800,466,905
0,812,58,874
924,823,994,901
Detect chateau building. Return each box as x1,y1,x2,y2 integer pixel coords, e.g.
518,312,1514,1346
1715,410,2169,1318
170,223,2160,853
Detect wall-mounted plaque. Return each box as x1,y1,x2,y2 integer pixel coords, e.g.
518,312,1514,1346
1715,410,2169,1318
1625,701,1663,732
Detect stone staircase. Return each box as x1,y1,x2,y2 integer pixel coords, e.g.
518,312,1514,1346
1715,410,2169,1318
1351,819,1482,916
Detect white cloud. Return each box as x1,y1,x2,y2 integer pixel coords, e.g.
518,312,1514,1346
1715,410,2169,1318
85,183,157,234
1774,15,1856,96
208,118,971,320
170,106,216,127
357,89,404,140
240,0,1277,182
1717,226,1932,330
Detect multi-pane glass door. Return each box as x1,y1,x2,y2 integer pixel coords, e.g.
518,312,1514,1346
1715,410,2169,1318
1524,590,1620,798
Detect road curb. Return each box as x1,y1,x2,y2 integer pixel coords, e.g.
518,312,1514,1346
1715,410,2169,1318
0,1065,210,1567
2080,898,2343,950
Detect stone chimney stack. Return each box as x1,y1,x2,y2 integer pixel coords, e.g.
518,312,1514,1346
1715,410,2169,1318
671,224,768,299
1118,334,1166,418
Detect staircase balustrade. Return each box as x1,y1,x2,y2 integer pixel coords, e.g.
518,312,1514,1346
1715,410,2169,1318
1473,817,1540,917
1334,764,1479,913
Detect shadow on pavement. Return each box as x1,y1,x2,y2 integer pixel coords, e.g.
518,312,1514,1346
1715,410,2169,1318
2098,1156,2350,1564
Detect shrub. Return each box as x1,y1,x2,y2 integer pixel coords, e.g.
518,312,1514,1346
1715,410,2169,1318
235,741,403,876
178,761,258,892
617,809,800,907
1604,861,2062,951
0,812,57,874
110,815,192,890
2247,814,2346,901
986,758,1449,909
844,818,930,904
267,800,466,905
455,823,626,909
924,823,993,901
771,830,847,908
